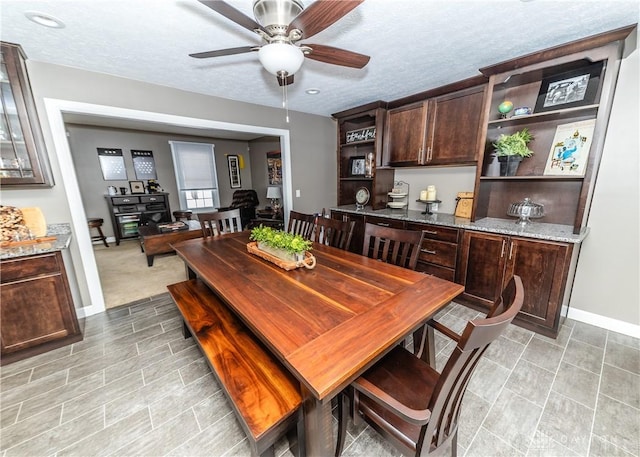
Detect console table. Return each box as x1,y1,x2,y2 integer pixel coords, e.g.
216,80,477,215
105,193,171,245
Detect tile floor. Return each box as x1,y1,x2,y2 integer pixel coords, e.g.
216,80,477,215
1,294,638,457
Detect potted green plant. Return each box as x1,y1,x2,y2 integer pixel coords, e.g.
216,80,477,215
493,128,535,176
250,225,312,263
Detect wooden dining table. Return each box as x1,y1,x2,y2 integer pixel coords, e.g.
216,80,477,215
172,232,464,456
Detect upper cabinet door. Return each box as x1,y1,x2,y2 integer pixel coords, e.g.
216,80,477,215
383,101,428,166
383,85,486,167
427,87,485,165
0,42,53,187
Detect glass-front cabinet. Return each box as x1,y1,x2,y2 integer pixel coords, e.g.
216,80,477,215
0,42,53,187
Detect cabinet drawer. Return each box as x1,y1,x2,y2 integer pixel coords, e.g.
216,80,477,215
1,254,61,283
140,195,165,203
407,222,459,243
111,196,140,205
416,262,455,282
365,216,405,229
419,239,457,268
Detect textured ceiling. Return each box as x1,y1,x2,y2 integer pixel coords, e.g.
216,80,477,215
1,0,638,118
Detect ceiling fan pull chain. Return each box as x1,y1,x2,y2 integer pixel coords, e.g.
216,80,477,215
281,73,290,123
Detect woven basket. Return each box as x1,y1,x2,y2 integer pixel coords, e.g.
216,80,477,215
247,241,316,270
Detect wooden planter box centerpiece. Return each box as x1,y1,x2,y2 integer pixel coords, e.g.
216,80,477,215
248,226,315,270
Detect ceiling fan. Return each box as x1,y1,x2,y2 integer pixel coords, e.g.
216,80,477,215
190,0,370,86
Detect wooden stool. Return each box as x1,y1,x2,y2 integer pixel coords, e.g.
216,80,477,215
87,218,109,247
173,210,193,221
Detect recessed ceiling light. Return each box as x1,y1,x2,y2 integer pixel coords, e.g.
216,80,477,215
305,88,320,95
25,11,65,28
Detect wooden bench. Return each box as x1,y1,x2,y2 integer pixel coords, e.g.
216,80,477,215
167,279,304,457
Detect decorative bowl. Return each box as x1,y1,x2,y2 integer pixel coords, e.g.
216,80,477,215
513,107,532,116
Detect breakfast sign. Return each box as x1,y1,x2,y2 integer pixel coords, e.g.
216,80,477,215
346,127,376,144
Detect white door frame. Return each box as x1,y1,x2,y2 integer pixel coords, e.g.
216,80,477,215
44,98,293,317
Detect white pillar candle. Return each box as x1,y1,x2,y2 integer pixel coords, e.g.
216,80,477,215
420,190,428,201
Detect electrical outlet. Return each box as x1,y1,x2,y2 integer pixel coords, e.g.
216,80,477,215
295,189,301,198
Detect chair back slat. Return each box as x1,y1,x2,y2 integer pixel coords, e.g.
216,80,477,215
287,210,315,240
313,217,355,251
425,276,524,450
362,223,424,270
197,209,243,238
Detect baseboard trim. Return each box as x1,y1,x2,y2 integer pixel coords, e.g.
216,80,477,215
76,304,103,318
564,306,640,337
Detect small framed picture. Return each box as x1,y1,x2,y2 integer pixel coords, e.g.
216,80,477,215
129,180,145,194
543,119,596,177
228,155,241,188
349,156,366,176
534,61,603,113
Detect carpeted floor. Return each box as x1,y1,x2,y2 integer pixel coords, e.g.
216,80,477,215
93,239,188,308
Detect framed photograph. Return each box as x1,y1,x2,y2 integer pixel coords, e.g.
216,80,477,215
543,119,596,176
228,155,241,188
129,180,145,194
349,156,366,176
534,62,603,113
266,151,282,185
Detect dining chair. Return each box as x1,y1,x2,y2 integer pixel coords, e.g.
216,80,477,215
335,275,525,457
197,209,242,238
362,222,425,352
313,216,356,251
362,222,425,270
287,210,316,240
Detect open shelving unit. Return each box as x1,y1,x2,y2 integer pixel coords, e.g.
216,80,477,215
472,26,635,234
333,101,394,210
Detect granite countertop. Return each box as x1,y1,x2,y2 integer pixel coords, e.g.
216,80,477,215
331,206,589,244
0,223,72,260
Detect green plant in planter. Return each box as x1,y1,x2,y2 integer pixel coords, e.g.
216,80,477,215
250,225,312,255
493,128,535,158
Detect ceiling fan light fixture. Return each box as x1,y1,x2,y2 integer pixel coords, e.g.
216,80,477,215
258,43,304,76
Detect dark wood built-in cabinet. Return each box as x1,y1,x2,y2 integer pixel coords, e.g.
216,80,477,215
331,209,460,283
457,231,574,337
384,82,486,167
0,42,53,187
407,222,460,282
1,251,82,365
333,26,635,338
473,26,634,233
105,193,171,245
333,102,394,210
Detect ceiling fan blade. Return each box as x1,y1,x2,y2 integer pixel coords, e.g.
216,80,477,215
303,44,370,68
277,74,295,86
198,0,267,34
189,46,257,59
288,0,364,39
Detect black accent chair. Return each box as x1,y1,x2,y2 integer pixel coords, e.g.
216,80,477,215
218,189,259,229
